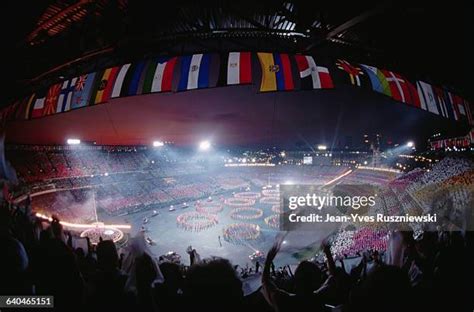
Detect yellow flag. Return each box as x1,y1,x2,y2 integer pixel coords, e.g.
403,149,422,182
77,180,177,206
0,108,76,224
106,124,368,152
257,53,277,92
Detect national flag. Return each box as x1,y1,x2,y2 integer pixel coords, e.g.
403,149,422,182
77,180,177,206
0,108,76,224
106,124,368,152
31,90,47,118
91,66,120,104
446,91,464,121
433,86,452,119
381,70,420,107
464,99,473,125
177,54,213,91
123,61,148,96
218,52,252,86
71,73,96,109
57,78,77,112
11,95,33,120
43,83,62,116
359,64,391,96
257,52,294,92
141,56,177,93
21,94,36,120
335,59,365,86
111,63,131,98
295,55,333,90
416,81,439,114
127,61,149,95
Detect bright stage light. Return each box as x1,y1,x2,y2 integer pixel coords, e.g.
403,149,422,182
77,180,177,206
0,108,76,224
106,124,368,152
153,141,164,147
407,141,415,148
67,138,81,145
317,145,327,151
199,140,211,151
104,172,109,176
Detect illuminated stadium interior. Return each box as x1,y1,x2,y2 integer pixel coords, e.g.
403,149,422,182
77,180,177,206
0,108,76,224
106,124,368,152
1,1,473,311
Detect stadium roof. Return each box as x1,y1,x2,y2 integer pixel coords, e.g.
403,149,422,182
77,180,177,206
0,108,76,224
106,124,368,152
2,0,473,103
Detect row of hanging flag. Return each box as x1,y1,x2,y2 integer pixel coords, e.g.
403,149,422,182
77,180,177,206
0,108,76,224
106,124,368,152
0,52,472,125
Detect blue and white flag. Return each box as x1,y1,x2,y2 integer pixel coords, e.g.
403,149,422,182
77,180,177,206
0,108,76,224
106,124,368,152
177,54,212,91
56,77,78,113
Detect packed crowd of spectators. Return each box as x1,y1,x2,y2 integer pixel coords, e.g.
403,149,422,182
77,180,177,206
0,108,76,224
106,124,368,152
2,199,473,312
329,228,389,259
386,158,474,227
7,146,199,183
341,168,399,186
24,162,353,218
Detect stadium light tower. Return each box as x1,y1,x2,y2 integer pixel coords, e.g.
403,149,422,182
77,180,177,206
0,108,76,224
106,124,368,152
153,141,164,147
317,145,327,151
199,140,211,151
67,138,81,145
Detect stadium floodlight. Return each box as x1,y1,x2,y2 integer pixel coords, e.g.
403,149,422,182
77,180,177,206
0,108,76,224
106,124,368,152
406,141,415,148
317,145,327,151
153,141,164,147
199,140,211,151
67,138,81,145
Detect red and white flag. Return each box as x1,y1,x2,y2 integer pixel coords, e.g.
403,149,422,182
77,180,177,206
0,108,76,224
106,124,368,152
295,55,333,89
220,52,252,85
382,70,420,107
150,57,178,92
31,95,46,119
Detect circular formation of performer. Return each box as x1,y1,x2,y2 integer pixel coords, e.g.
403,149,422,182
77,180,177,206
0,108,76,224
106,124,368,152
80,223,124,245
264,214,280,229
195,202,224,214
176,212,218,232
223,223,261,244
260,196,280,205
261,189,280,197
230,207,264,220
234,192,261,199
271,204,283,214
225,197,256,207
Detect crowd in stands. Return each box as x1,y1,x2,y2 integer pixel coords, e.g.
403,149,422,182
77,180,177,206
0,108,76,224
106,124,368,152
7,147,187,183
22,160,352,218
330,228,389,259
341,168,398,186
2,199,473,312
386,158,474,229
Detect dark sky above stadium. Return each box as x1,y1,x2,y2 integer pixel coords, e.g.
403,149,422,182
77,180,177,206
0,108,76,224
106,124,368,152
2,1,472,149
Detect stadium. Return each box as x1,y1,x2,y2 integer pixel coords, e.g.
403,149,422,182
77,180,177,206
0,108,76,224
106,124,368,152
1,1,473,312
